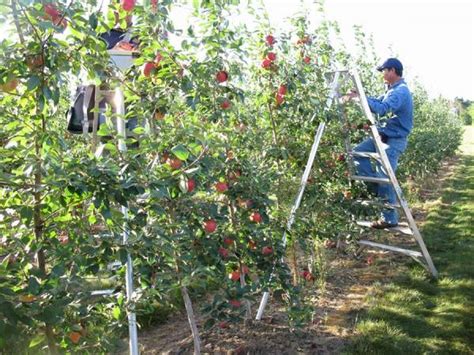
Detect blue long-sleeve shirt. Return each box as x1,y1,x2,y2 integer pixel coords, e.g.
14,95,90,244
367,79,413,138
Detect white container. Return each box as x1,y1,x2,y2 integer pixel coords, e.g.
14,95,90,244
108,50,135,71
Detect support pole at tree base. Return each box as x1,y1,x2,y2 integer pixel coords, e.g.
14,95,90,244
115,87,139,355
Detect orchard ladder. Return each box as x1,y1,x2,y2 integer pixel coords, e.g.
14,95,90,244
255,68,438,321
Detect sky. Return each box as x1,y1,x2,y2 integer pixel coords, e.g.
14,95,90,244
262,0,474,100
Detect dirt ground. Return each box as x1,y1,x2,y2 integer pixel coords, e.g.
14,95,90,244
135,251,405,354
134,157,458,355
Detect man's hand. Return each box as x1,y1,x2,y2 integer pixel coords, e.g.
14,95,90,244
341,89,359,103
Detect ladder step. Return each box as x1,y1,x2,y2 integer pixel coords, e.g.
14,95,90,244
351,175,391,184
356,221,413,235
349,151,381,160
107,261,122,271
90,289,116,296
358,240,422,258
353,199,401,209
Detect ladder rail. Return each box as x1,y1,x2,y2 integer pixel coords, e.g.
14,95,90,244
256,71,342,321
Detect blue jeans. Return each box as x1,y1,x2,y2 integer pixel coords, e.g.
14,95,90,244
353,137,407,224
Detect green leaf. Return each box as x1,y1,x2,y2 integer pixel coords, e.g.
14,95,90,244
27,277,40,294
89,13,98,30
27,76,41,91
20,206,33,225
42,85,52,100
29,334,46,348
98,125,111,136
132,127,145,134
112,306,121,320
171,145,189,161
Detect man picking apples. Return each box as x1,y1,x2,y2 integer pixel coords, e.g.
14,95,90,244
345,58,413,229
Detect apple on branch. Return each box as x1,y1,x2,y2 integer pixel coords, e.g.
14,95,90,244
218,247,229,259
187,178,196,192
216,70,228,83
215,181,228,193
229,271,240,281
203,219,217,234
121,0,136,12
249,212,262,223
265,34,276,46
221,99,231,110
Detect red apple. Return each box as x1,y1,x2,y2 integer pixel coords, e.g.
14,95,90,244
160,151,170,163
303,56,311,64
262,246,273,255
218,321,229,329
337,154,345,162
218,247,229,259
250,212,262,223
216,70,228,83
44,3,60,19
229,271,240,281
221,99,231,110
187,178,196,192
168,158,182,170
42,3,67,28
275,93,284,106
204,219,217,234
223,237,234,246
142,62,155,77
69,331,81,344
241,265,249,274
120,0,136,12
278,84,287,95
229,299,241,307
261,58,272,69
300,270,314,281
215,181,228,193
265,34,275,46
267,52,276,61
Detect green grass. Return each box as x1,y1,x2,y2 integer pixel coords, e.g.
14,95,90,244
349,126,474,354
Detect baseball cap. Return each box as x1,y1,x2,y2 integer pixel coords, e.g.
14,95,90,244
376,58,403,72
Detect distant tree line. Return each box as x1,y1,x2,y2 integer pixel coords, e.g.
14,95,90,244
454,97,473,125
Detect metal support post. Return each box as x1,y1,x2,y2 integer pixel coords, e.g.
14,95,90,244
115,87,139,355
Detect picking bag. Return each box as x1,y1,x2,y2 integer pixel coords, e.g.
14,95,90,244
66,85,97,134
